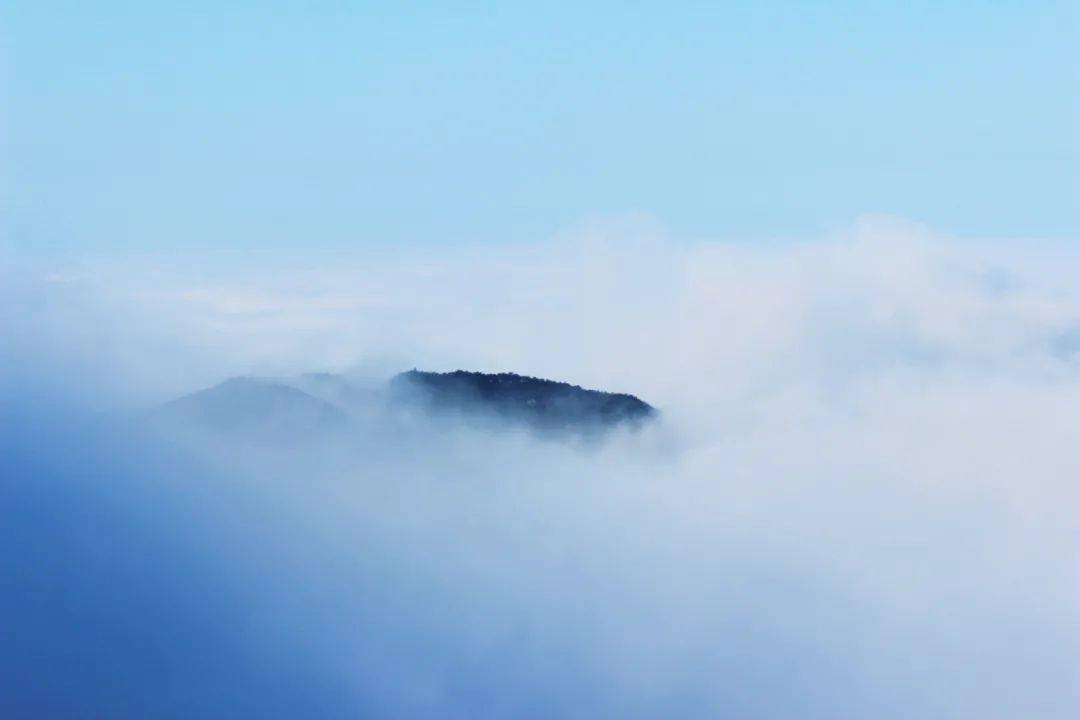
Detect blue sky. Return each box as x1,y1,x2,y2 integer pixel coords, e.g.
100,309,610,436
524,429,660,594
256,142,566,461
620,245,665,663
3,1,1077,256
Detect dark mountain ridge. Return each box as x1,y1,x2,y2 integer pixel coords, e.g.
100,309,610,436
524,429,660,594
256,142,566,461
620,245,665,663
151,369,657,440
391,370,656,431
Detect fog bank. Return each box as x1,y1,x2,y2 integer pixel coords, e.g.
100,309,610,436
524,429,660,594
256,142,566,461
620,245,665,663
4,218,1080,718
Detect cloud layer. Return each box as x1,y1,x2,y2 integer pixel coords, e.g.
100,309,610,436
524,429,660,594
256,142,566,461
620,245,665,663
4,217,1080,718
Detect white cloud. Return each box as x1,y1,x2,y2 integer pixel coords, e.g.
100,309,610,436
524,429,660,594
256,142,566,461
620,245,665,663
5,216,1080,717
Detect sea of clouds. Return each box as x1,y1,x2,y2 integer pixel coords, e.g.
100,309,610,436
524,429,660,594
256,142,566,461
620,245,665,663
4,216,1080,718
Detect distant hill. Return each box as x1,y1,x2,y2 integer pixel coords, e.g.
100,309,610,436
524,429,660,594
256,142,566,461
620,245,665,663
151,377,348,441
151,370,656,441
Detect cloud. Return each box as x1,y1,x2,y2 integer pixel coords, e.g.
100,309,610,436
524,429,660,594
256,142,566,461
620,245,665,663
4,216,1080,718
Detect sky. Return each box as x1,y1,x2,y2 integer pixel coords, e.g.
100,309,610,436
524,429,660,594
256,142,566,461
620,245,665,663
2,1,1077,259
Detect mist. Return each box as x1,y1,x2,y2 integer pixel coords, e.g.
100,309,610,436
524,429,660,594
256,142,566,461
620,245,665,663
4,217,1080,718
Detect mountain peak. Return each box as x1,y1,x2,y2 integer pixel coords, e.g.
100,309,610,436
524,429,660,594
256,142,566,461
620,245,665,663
152,369,657,442
152,376,348,440
391,369,656,432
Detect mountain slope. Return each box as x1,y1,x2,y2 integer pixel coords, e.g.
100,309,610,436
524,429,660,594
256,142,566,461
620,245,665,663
152,370,657,441
390,370,656,432
151,377,348,440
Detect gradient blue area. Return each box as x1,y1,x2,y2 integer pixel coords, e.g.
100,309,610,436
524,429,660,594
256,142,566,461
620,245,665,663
0,402,350,718
0,394,930,719
3,1,1077,256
